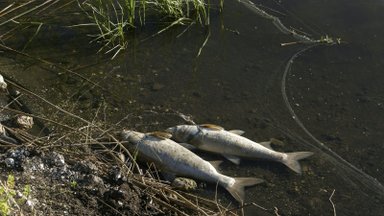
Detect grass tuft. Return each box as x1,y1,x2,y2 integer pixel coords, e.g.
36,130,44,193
78,0,218,58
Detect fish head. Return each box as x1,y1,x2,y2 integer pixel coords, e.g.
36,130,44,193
120,130,145,145
165,125,199,143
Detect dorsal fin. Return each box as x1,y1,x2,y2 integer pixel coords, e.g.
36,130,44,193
259,141,273,150
208,160,223,170
147,131,172,139
222,154,241,165
199,124,224,131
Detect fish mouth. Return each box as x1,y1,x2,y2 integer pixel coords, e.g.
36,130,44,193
120,130,139,140
120,129,132,140
165,127,175,134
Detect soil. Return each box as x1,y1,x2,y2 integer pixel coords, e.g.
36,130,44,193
0,144,155,215
0,90,227,216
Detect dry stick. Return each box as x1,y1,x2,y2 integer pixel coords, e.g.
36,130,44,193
0,142,18,147
0,91,23,113
0,25,19,41
176,21,195,38
1,106,78,131
281,44,384,195
197,29,210,57
329,189,337,216
141,17,192,42
94,197,125,216
2,82,141,174
1,113,142,214
34,0,63,15
0,0,55,26
273,207,281,216
3,56,223,215
226,202,276,215
152,196,188,215
169,196,218,215
237,0,340,46
178,190,234,214
0,0,35,17
133,178,213,215
214,181,222,215
0,3,15,16
41,0,77,16
4,126,41,144
162,188,211,216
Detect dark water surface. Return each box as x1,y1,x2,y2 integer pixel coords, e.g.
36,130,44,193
1,0,384,215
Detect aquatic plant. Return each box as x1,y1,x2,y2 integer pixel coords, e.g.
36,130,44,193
77,0,215,58
0,1,68,43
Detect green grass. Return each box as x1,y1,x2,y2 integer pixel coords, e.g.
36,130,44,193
0,0,220,58
1,0,338,59
78,0,218,58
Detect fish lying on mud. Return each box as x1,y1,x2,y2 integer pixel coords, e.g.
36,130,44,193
166,124,314,174
120,130,264,202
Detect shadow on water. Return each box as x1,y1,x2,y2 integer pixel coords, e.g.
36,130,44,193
1,0,384,215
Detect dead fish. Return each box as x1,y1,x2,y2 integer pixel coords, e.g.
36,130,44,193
120,130,263,202
166,124,313,174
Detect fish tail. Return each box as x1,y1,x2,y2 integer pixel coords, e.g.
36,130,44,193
225,177,264,203
283,151,314,174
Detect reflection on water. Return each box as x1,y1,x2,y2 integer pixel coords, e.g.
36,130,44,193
1,0,384,215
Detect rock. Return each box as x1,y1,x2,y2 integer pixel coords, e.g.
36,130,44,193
171,177,197,191
46,152,65,167
16,115,34,129
4,157,15,168
0,74,7,91
0,123,18,144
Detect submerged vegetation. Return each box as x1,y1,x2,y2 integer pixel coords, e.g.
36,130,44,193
77,0,214,58
0,0,219,58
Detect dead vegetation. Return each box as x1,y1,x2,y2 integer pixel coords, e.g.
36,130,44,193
0,73,243,215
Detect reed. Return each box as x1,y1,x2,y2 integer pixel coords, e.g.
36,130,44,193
78,0,216,58
0,0,219,58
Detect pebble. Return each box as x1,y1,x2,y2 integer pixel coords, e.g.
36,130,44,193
16,115,34,129
5,157,15,167
171,177,197,191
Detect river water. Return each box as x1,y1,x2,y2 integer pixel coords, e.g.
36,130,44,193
1,0,383,215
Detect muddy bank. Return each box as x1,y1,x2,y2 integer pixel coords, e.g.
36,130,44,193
0,79,234,215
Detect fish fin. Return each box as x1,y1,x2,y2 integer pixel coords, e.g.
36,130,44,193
147,131,172,139
199,124,224,130
270,138,285,147
222,154,241,165
259,141,273,150
260,138,285,149
178,143,197,150
228,130,245,135
209,160,223,170
226,177,264,203
283,152,314,174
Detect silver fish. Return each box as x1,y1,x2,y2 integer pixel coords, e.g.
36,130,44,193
120,130,263,202
166,124,314,174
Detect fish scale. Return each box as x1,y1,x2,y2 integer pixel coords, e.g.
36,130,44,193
166,124,314,174
121,130,263,203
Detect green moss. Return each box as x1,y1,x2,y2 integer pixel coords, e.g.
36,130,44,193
0,174,32,215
